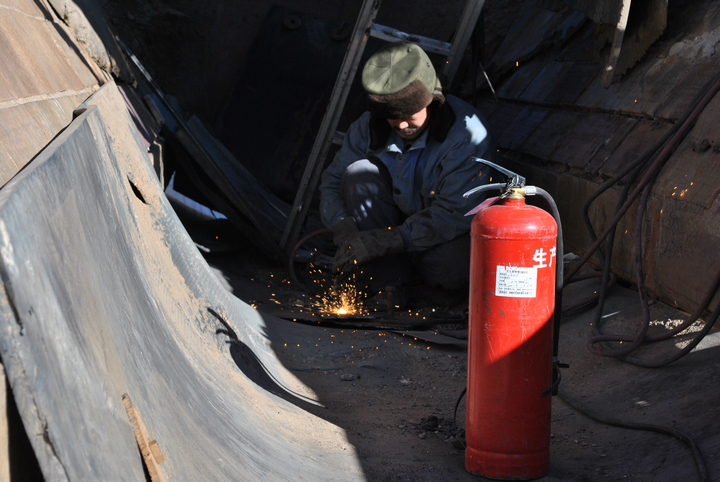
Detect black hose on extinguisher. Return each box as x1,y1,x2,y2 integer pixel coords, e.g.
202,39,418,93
526,186,566,395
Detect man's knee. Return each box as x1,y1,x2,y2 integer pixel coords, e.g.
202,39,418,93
418,234,471,290
340,159,402,229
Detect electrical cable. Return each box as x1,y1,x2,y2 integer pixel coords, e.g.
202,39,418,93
558,388,710,482
288,227,331,290
566,68,720,286
563,68,720,366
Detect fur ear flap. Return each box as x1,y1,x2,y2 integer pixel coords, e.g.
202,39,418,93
368,114,392,151
428,99,455,144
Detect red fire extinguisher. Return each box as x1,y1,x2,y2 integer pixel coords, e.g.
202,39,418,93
463,160,560,479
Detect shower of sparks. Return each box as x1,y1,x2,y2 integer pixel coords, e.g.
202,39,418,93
315,282,366,316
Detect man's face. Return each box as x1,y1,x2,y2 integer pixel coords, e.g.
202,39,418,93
387,108,429,140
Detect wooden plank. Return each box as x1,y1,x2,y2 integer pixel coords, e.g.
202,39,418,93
655,58,719,120
474,96,501,120
652,92,720,209
487,102,525,145
599,119,672,178
123,395,168,482
551,113,627,169
601,0,631,87
498,106,548,151
518,61,572,103
609,57,688,116
575,70,630,112
543,61,599,106
496,61,546,100
521,109,582,160
585,116,638,174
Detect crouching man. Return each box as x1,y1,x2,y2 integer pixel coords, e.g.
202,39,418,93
319,42,497,309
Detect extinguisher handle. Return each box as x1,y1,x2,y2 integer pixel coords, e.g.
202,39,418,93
462,182,507,199
469,157,526,186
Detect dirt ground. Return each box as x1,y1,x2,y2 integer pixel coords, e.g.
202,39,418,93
176,207,720,482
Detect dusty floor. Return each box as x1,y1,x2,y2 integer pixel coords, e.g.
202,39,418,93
177,207,720,482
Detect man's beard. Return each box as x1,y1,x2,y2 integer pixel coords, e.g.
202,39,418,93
395,127,419,136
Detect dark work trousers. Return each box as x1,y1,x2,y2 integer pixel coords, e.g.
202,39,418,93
340,158,471,291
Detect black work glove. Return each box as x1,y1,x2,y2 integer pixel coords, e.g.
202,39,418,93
333,227,405,273
331,217,359,247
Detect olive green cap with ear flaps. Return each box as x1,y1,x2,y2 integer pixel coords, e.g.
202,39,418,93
361,42,444,119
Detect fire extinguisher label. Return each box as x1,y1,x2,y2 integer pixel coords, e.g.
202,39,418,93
495,266,537,297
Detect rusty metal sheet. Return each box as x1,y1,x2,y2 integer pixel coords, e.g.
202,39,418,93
585,116,639,174
21,100,69,143
0,65,18,103
551,113,627,169
0,104,47,179
652,92,720,209
0,20,44,99
42,16,102,87
599,119,672,178
521,109,583,160
655,58,719,120
0,103,363,481
54,93,90,119
543,61,599,106
518,61,573,103
0,11,85,95
2,0,46,17
496,61,546,100
498,106,548,151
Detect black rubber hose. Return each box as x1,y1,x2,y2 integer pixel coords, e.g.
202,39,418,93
566,68,720,287
558,388,710,482
531,187,564,365
288,228,331,289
